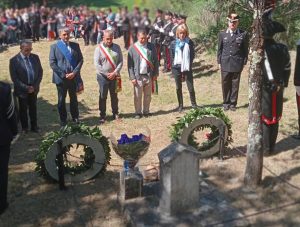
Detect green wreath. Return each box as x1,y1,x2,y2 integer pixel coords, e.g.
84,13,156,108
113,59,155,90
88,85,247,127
35,123,111,179
169,107,233,152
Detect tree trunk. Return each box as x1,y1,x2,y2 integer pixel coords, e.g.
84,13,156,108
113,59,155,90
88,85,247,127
244,0,265,187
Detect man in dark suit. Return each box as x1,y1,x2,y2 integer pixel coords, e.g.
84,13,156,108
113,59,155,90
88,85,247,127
128,29,159,119
217,13,248,111
9,40,43,133
261,18,291,155
0,82,18,215
49,27,83,126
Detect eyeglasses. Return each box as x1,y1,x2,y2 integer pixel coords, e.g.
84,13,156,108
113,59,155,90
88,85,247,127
229,20,238,24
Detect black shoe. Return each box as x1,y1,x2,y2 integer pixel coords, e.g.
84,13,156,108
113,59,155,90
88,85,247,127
60,121,67,127
72,118,80,124
0,202,8,215
177,106,183,112
230,106,237,111
22,128,28,134
134,114,142,119
31,127,40,133
143,113,152,117
99,117,106,124
223,106,229,111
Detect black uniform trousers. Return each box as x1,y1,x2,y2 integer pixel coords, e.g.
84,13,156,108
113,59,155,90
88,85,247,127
83,31,90,46
31,25,40,41
262,87,284,153
0,143,10,209
296,93,300,135
97,75,118,118
123,30,130,49
221,71,241,108
56,79,79,123
172,67,196,107
18,93,37,130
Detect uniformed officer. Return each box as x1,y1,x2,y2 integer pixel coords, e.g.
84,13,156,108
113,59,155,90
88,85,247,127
261,18,291,155
130,6,141,43
149,9,164,64
292,38,300,139
161,11,173,73
217,13,248,111
139,8,151,35
0,82,18,215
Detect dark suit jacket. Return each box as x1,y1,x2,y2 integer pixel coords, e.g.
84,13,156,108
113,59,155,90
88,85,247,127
9,53,43,98
127,42,159,80
49,41,84,85
0,82,18,145
217,28,248,73
294,41,300,86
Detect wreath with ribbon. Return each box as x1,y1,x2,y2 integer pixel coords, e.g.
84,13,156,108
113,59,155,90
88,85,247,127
169,107,233,154
35,124,111,180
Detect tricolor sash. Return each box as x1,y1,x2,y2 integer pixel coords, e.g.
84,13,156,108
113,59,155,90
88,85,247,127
99,43,117,70
133,42,158,94
99,43,122,93
56,40,84,94
133,42,154,70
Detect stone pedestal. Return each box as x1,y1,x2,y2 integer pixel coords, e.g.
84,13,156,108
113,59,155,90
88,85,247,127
119,169,143,202
158,142,200,215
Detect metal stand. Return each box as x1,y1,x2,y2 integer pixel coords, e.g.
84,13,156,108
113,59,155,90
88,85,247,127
57,139,67,190
219,125,225,160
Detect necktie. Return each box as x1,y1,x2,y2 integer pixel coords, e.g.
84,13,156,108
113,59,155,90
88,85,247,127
25,56,34,85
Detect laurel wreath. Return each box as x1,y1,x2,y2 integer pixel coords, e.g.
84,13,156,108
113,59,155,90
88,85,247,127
169,107,233,151
35,123,111,178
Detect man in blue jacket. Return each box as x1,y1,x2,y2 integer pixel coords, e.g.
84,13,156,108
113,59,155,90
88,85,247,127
49,27,84,126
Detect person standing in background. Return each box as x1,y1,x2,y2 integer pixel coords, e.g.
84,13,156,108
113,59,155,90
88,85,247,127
9,40,43,133
217,13,248,111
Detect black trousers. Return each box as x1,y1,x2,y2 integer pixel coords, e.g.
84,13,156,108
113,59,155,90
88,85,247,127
262,87,284,152
83,31,90,46
0,143,10,208
56,80,79,123
297,93,300,135
221,71,241,108
97,75,118,118
31,26,40,41
18,93,37,130
172,67,196,106
123,30,130,49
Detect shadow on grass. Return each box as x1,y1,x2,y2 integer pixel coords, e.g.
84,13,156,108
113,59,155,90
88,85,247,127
2,169,124,226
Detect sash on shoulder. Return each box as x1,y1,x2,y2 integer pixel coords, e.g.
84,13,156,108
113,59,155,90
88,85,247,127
56,40,84,94
99,43,122,93
133,42,158,94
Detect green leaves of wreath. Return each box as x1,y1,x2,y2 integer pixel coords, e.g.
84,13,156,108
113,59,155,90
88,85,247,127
35,124,111,178
169,107,233,151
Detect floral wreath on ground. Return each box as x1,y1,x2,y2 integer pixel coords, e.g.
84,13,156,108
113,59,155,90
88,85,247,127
35,123,111,179
169,107,233,152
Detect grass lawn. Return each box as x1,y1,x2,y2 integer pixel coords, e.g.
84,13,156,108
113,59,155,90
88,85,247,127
1,36,300,226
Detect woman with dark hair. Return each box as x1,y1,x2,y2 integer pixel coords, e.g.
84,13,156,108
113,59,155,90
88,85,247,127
170,24,197,112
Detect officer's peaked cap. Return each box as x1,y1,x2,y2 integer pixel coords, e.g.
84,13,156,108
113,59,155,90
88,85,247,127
179,14,187,20
227,13,240,22
156,9,163,14
263,19,286,37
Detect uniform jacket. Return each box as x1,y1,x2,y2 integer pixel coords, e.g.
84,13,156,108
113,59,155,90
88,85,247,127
263,39,291,88
294,40,300,86
0,82,18,145
217,28,248,72
127,42,159,80
170,38,195,71
49,41,83,85
9,53,43,98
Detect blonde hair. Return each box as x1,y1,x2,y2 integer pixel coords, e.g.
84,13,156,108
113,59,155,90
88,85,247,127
176,24,189,38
